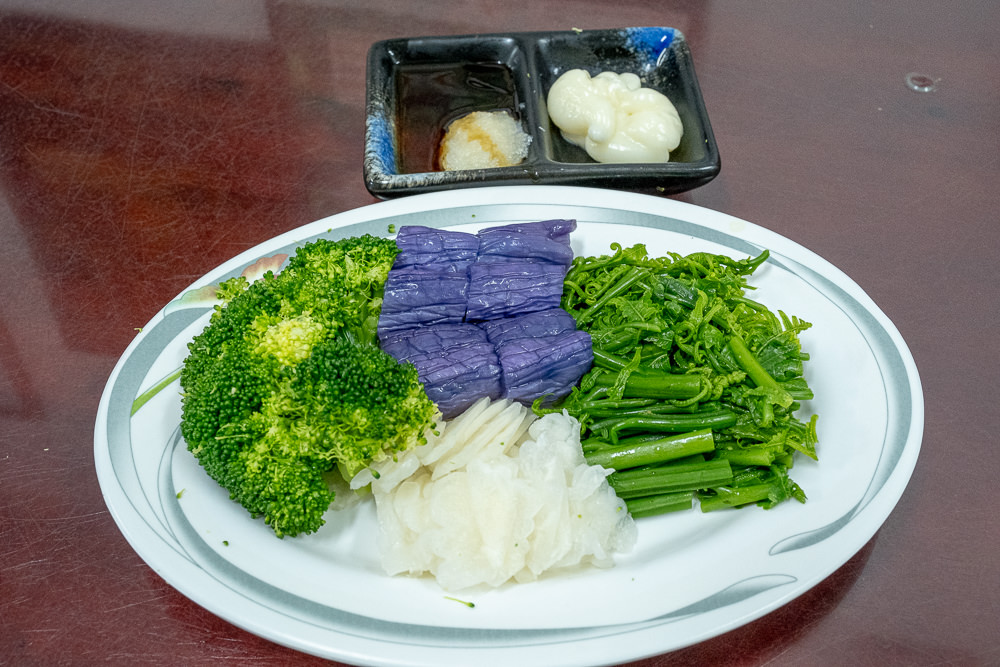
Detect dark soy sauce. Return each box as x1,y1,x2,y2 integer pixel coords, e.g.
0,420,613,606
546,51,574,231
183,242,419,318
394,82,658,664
395,62,518,174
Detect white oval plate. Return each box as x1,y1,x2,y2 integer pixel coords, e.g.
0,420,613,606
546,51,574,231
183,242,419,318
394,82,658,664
94,186,923,667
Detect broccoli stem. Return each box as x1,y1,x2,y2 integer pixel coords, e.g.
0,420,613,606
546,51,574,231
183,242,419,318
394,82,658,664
608,458,734,499
585,428,717,470
625,492,694,518
131,367,182,416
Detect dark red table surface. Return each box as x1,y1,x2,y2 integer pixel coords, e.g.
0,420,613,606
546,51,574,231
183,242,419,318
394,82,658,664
2,2,998,665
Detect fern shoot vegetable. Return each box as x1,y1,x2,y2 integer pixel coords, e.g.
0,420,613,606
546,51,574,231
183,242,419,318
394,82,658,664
543,243,819,519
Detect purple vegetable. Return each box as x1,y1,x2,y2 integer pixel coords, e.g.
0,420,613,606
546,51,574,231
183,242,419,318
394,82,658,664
494,330,593,403
379,324,502,418
476,219,576,266
377,267,469,335
392,225,478,271
380,323,482,358
465,261,567,322
479,308,579,343
377,220,593,414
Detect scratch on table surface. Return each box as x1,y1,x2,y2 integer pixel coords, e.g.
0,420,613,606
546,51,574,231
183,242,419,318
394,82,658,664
24,510,107,522
0,79,91,119
123,85,150,202
2,509,108,524
4,558,53,572
104,592,172,613
0,593,32,610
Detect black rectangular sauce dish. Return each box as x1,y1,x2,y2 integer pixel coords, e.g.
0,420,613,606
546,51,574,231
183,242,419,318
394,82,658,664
364,27,720,198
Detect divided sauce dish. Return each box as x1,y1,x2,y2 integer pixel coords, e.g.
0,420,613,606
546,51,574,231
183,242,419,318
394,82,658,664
364,27,720,197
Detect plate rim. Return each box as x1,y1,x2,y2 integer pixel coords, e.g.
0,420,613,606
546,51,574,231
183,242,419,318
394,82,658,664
94,185,924,666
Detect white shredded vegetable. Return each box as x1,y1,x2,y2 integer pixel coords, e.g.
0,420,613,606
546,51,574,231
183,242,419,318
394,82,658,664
352,397,636,591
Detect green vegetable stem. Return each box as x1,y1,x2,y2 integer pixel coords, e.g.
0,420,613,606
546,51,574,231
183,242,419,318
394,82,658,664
602,409,738,442
590,370,704,400
625,492,696,518
552,243,819,519
608,458,734,499
585,428,717,470
726,333,794,409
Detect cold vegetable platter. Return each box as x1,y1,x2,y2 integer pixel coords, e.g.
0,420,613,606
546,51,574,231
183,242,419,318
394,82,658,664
94,185,923,667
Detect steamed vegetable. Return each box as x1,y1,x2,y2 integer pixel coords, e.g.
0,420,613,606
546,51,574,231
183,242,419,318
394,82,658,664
391,224,479,270
489,324,593,404
544,242,818,516
179,219,819,546
179,235,438,537
355,398,636,590
465,261,568,321
474,219,576,265
378,221,592,416
380,323,503,417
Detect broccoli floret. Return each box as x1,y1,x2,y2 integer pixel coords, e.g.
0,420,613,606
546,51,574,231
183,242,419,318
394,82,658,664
278,236,401,346
179,235,437,538
257,336,436,481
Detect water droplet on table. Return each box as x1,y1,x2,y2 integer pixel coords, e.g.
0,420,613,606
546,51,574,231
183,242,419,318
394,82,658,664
905,72,939,92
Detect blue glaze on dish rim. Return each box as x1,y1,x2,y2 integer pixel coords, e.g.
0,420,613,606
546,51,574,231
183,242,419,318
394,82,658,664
365,113,397,176
622,26,676,66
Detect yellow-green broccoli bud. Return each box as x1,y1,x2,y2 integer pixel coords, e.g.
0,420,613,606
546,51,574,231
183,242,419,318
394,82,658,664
256,313,324,366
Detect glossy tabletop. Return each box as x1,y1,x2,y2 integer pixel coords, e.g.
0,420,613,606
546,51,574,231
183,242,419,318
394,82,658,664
1,1,998,665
